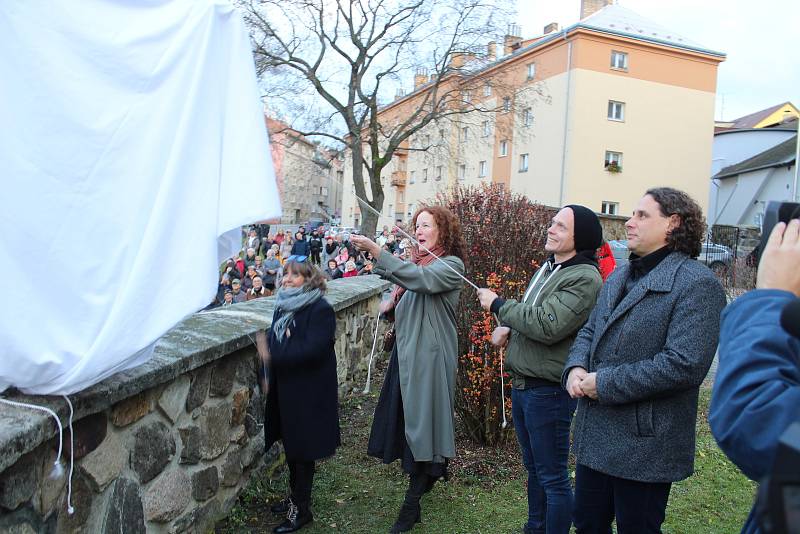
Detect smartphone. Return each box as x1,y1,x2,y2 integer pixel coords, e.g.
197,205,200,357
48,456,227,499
758,201,800,265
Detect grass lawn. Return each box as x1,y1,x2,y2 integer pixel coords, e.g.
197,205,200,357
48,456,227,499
217,366,755,533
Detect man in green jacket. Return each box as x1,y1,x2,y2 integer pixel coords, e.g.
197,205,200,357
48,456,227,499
477,205,603,534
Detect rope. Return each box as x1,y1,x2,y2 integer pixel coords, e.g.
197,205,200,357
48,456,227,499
362,310,382,394
0,395,75,514
493,313,509,430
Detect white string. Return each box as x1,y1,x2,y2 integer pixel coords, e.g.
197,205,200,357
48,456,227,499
362,310,382,394
0,397,65,478
493,313,508,430
64,395,75,515
332,172,481,291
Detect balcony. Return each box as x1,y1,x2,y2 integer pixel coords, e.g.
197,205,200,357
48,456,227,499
390,170,407,187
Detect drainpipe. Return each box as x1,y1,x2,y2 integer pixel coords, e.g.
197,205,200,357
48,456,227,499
793,132,800,201
558,30,573,206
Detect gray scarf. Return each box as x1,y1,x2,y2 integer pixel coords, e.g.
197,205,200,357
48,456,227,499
272,286,323,343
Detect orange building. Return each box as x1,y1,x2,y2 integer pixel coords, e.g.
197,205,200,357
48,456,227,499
341,3,725,227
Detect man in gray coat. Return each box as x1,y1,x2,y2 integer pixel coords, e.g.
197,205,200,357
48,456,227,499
562,188,726,533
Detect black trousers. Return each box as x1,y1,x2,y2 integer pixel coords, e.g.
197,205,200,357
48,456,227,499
288,460,315,511
573,464,671,534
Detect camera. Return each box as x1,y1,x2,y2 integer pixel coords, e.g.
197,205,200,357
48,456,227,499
758,201,800,265
757,422,800,534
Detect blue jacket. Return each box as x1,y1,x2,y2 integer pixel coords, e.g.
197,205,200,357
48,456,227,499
709,289,800,534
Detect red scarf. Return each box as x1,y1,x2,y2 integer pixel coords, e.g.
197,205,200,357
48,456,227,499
386,244,446,318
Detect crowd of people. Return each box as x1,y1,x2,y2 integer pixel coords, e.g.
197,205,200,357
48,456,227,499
210,226,416,309
211,189,798,534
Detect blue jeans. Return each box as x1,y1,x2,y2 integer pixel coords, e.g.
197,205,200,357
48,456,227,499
512,385,576,534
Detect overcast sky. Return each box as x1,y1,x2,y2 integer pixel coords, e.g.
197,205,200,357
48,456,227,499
516,0,800,121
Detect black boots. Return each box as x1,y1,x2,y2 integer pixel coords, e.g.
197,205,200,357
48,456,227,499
273,460,315,533
273,499,313,533
270,496,290,515
389,472,429,533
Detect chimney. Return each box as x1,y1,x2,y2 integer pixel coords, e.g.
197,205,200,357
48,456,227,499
580,0,612,20
449,51,466,70
543,22,559,34
413,68,428,89
503,24,522,55
487,41,496,60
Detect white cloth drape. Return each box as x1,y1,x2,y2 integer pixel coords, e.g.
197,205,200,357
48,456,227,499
0,0,280,395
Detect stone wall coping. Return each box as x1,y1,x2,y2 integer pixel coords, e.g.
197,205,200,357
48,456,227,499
0,276,390,473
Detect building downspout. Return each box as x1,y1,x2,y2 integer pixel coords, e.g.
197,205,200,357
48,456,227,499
793,133,800,201
558,30,573,206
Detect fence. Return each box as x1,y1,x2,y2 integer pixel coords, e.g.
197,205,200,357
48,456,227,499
705,225,760,297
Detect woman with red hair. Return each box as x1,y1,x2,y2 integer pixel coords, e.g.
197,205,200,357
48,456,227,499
351,206,466,533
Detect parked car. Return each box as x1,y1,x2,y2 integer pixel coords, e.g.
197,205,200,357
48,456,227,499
698,243,733,275
606,239,732,275
608,239,629,266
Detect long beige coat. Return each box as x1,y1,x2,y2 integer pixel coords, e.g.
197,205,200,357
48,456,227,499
374,252,464,462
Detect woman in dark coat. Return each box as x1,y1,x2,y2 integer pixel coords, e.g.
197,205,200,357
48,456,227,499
264,258,340,533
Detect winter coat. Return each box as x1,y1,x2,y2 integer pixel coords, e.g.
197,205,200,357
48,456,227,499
709,289,800,534
291,239,310,256
597,242,617,281
498,258,602,386
261,258,281,285
373,252,464,462
266,297,341,461
562,251,726,483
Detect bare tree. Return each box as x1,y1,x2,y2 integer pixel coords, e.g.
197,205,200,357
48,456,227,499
241,0,518,235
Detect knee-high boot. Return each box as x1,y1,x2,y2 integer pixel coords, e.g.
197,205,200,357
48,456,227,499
274,461,314,533
389,472,428,533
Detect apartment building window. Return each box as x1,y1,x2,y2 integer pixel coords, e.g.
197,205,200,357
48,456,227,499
460,126,469,142
388,204,393,216
482,121,491,137
608,100,625,121
601,201,619,215
526,62,536,80
435,165,443,181
503,96,511,112
439,128,445,140
409,170,416,184
523,108,533,127
423,134,430,146
458,164,466,181
604,151,623,172
499,139,509,157
519,153,529,172
478,160,487,177
462,90,472,103
611,51,628,71
423,168,428,182
483,82,492,96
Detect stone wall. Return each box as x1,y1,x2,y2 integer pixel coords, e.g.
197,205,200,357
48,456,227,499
0,276,389,533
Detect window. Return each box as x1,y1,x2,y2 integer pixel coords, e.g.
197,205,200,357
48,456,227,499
499,139,508,157
523,107,533,127
388,204,393,216
409,170,416,184
478,160,487,177
458,164,466,181
435,165,443,181
503,96,511,112
519,153,529,172
423,134,430,146
462,90,472,103
422,168,428,183
527,62,536,80
608,100,625,121
604,151,623,172
439,128,445,140
601,201,619,215
483,82,492,96
460,126,469,143
482,121,491,137
611,51,628,70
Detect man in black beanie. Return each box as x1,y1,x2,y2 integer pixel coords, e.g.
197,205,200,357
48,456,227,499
477,205,604,534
